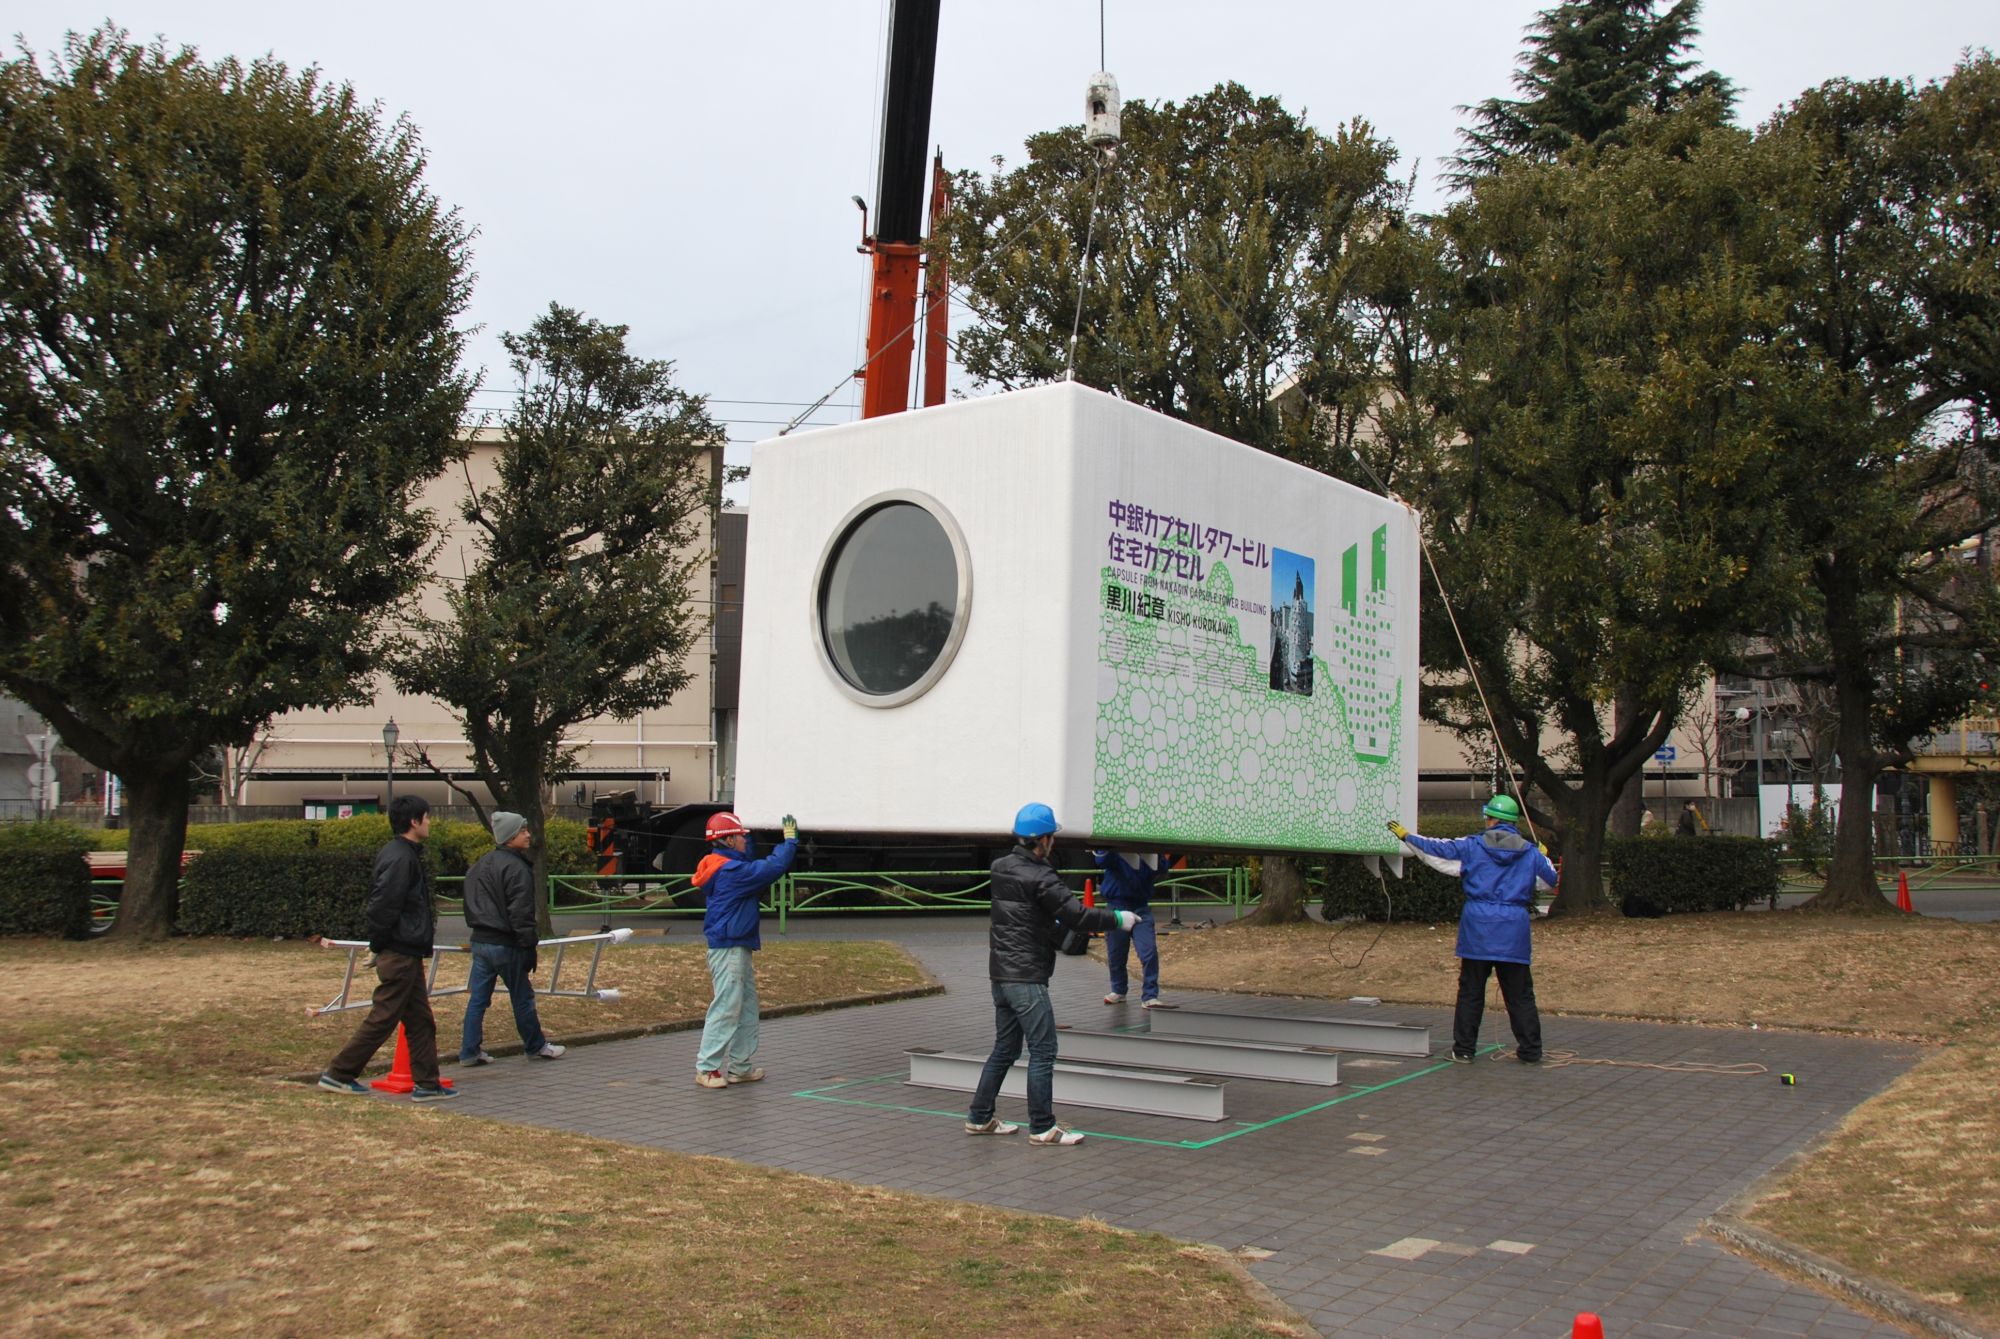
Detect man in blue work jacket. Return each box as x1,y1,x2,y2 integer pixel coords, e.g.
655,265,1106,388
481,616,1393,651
1389,794,1556,1064
691,810,797,1089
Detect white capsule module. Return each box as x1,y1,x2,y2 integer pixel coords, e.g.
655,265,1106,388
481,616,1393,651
1084,72,1122,148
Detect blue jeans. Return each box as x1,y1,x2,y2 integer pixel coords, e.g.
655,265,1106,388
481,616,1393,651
969,981,1059,1134
460,942,547,1059
696,946,760,1075
1105,912,1159,1000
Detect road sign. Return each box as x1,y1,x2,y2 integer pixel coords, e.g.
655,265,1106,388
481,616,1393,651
26,763,53,787
1654,745,1677,763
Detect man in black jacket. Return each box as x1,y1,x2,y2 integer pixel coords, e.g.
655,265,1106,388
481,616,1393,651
965,803,1134,1146
319,795,456,1101
459,811,564,1065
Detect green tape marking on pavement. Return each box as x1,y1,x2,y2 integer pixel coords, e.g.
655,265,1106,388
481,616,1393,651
791,1045,1503,1150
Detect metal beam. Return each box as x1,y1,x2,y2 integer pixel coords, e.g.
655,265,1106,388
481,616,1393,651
904,1049,1227,1122
1147,1007,1432,1057
1057,1027,1340,1085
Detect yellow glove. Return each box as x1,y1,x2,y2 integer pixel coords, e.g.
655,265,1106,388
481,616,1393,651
1386,820,1409,841
1536,841,1549,857
781,814,798,841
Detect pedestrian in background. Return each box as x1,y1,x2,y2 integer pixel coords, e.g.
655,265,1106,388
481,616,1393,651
1092,849,1173,1008
691,811,797,1089
319,795,456,1101
459,810,565,1065
1389,793,1555,1065
966,803,1135,1146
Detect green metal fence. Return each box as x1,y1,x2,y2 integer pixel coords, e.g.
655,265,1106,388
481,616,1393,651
1775,854,2000,897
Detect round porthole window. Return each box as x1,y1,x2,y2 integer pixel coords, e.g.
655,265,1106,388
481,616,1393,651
814,491,972,707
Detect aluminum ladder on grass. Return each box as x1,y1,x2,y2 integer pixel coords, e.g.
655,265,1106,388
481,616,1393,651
1147,1006,1431,1057
1056,1026,1340,1085
309,928,634,1016
904,1048,1228,1122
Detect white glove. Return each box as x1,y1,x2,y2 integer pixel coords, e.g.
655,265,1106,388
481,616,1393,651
1114,910,1139,931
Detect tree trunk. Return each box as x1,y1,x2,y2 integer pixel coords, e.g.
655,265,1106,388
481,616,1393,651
1802,638,1894,912
108,768,191,940
1548,781,1614,916
524,791,553,940
1609,690,1644,839
1240,853,1310,925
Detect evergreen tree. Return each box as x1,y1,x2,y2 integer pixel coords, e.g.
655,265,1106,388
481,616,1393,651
1450,0,1734,185
393,305,721,932
0,29,474,937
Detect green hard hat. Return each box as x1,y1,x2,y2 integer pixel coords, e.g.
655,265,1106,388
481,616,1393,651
1482,793,1523,822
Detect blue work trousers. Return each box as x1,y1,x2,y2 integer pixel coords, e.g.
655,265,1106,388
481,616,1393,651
461,942,547,1059
1105,912,1159,1000
968,981,1059,1134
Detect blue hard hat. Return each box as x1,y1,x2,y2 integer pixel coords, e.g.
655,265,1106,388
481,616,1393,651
1013,802,1060,838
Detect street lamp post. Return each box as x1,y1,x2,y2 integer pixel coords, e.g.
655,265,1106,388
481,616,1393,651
382,718,399,811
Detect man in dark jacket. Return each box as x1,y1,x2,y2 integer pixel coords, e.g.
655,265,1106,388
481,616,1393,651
965,803,1134,1146
319,795,456,1101
458,811,563,1065
1390,793,1557,1064
691,810,798,1088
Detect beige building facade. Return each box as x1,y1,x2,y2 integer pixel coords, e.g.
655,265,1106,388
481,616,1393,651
236,429,725,817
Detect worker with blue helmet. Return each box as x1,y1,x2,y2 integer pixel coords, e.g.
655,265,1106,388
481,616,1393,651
965,802,1133,1145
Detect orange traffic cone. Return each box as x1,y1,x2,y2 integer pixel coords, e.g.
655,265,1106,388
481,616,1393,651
1895,870,1914,914
369,1023,452,1094
1083,879,1095,908
1572,1313,1606,1339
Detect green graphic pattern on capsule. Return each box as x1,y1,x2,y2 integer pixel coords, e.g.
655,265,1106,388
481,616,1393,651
1090,557,1403,852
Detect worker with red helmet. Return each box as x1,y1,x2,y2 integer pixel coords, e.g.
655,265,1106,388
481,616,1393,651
690,810,797,1088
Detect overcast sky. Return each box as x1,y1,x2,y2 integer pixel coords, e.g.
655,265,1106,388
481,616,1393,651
10,2,1996,495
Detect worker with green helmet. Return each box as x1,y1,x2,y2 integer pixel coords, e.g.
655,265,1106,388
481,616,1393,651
1388,793,1556,1064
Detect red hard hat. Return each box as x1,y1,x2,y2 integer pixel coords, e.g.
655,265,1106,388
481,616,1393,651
705,811,749,842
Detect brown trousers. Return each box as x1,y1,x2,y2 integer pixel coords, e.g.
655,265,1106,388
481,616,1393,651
325,951,439,1083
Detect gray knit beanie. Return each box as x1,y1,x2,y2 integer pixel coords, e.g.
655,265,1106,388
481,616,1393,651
490,811,527,846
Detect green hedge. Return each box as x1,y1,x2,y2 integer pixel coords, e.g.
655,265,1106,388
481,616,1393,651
1605,835,1778,915
0,823,95,938
82,815,592,877
1320,815,1486,922
177,850,379,938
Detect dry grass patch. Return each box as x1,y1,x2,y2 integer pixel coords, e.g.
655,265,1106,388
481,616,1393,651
0,937,932,1076
1155,912,2000,1040
0,938,1292,1339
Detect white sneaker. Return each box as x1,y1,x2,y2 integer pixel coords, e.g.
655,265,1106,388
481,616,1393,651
530,1043,566,1059
964,1117,1019,1135
1140,998,1173,1010
725,1067,765,1084
1027,1124,1084,1146
1102,992,1126,1004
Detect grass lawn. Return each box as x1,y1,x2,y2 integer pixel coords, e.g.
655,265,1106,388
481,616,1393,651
1156,910,2000,1329
0,938,1290,1338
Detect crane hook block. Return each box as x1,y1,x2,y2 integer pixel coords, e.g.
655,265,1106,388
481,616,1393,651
1084,72,1122,148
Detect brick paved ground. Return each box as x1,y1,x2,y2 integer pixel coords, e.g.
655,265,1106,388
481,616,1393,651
440,919,1919,1338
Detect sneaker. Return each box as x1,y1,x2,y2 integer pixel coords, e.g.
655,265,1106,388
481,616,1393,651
460,1051,493,1067
1027,1124,1084,1146
317,1072,368,1094
725,1067,765,1084
411,1083,458,1102
1140,998,1172,1009
1103,992,1127,1004
695,1070,729,1089
965,1117,1019,1136
1447,1052,1474,1064
1517,1052,1543,1065
529,1043,566,1060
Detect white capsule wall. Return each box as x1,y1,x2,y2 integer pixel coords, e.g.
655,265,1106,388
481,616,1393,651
734,381,1418,855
